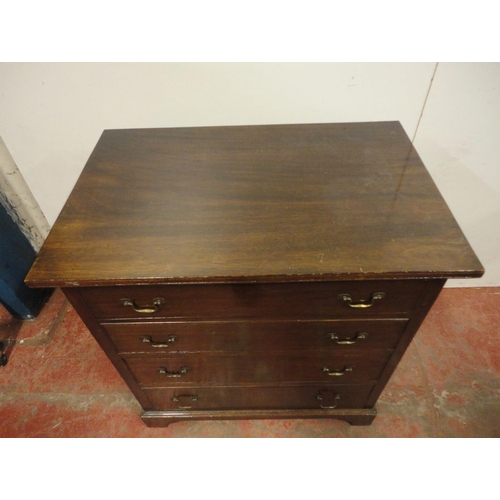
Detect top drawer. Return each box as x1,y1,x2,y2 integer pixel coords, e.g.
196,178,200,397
78,280,428,321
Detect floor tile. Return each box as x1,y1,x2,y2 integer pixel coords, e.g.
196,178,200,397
414,288,500,437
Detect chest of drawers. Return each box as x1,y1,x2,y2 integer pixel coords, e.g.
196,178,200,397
26,122,483,427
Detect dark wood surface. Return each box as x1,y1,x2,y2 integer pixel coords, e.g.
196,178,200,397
26,122,483,287
143,385,375,411
125,349,391,386
25,122,484,427
102,319,408,354
77,279,426,320
141,407,378,427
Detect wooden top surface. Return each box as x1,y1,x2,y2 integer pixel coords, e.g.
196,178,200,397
26,122,483,287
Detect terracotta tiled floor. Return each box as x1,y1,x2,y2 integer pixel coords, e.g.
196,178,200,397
0,287,499,438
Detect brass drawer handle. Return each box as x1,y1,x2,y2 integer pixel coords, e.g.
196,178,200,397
120,297,165,314
339,292,386,308
172,395,199,409
329,332,368,345
141,335,177,348
317,392,341,409
157,366,188,378
322,365,354,376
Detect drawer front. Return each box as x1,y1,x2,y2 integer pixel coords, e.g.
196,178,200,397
125,351,391,386
79,280,427,321
144,385,375,411
104,319,408,354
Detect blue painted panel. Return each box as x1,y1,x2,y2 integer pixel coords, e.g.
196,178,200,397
0,200,51,319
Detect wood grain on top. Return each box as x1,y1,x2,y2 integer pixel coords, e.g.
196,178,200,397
26,122,483,286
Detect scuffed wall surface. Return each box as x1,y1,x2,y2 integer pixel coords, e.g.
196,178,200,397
0,137,49,252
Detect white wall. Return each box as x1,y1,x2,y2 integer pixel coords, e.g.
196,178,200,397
413,63,500,287
0,63,498,287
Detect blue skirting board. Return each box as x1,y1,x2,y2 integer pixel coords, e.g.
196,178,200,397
0,200,51,319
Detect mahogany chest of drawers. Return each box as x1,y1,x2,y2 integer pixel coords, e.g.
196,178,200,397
26,122,483,427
